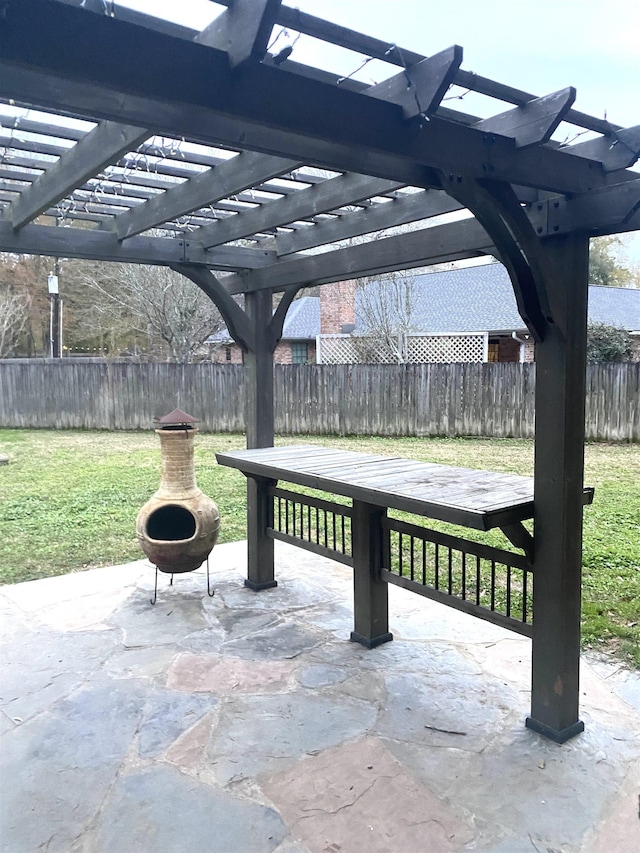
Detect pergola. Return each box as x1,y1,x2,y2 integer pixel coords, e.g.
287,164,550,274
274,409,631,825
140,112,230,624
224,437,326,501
1,0,638,742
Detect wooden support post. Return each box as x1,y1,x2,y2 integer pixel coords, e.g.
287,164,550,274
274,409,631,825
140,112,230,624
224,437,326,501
350,500,393,649
244,289,275,450
526,234,589,743
244,289,277,589
245,475,277,591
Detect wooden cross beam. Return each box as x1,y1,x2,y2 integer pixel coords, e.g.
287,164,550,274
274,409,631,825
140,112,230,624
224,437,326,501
0,0,619,196
216,217,493,294
111,41,459,246
6,122,150,230
565,125,640,172
193,174,406,249
194,0,282,67
271,189,466,256
528,180,640,238
0,220,276,269
364,46,463,119
108,152,300,240
472,88,576,148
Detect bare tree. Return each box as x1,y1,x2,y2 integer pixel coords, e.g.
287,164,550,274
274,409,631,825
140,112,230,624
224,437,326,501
354,271,418,363
75,263,223,362
0,286,31,358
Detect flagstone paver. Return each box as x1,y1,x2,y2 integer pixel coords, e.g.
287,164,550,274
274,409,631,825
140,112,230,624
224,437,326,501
263,736,475,853
167,651,295,693
206,691,379,785
90,765,288,853
1,540,639,853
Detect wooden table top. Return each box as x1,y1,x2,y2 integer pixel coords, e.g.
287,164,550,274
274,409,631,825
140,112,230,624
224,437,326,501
216,445,594,531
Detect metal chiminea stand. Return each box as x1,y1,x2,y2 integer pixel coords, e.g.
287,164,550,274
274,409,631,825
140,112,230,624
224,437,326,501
136,408,220,604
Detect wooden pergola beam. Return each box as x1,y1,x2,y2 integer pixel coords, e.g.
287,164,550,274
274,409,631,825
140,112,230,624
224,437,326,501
0,220,276,269
110,151,300,240
118,39,462,246
364,46,463,119
194,174,405,248
58,0,627,138
272,189,465,256
528,181,640,238
271,2,623,137
219,217,494,294
0,0,620,196
473,88,576,148
564,125,640,172
195,0,281,66
6,122,149,230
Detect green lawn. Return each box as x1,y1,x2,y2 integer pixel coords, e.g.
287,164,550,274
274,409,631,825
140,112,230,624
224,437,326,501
1,429,638,666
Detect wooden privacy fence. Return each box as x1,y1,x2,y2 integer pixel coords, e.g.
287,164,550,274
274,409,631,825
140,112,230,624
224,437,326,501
0,360,637,441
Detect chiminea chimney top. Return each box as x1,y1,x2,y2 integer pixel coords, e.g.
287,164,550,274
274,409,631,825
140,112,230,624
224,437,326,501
154,408,199,430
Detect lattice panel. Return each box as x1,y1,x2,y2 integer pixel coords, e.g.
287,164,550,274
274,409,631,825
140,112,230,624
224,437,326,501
319,334,486,364
407,334,485,363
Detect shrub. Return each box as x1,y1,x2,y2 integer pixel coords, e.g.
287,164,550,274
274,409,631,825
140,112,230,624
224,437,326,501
586,323,633,363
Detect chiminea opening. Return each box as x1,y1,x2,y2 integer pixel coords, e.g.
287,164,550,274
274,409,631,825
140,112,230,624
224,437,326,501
146,505,196,541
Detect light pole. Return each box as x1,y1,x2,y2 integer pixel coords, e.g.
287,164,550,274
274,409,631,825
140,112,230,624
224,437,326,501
48,260,62,358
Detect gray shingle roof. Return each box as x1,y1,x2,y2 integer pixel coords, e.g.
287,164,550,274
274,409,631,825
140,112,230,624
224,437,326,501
211,264,640,342
207,295,320,343
280,296,320,339
354,264,640,334
587,285,640,331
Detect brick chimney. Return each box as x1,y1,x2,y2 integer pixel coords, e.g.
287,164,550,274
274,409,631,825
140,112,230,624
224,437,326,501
320,280,357,334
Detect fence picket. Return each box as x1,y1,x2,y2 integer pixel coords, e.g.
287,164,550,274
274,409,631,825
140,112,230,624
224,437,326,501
0,360,637,441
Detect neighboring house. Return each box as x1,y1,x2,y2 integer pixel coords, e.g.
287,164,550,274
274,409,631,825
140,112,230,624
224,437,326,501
210,296,319,364
319,264,640,364
320,265,534,364
210,263,640,364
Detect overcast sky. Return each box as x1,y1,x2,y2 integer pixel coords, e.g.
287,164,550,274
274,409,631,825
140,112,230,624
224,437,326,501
112,0,640,262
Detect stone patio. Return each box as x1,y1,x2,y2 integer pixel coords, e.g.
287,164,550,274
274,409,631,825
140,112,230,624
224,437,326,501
1,540,638,853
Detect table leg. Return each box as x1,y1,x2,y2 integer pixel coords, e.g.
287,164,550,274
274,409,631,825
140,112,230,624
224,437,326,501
245,475,278,591
350,500,393,649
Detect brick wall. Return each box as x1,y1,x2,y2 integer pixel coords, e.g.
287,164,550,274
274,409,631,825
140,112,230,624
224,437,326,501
211,340,316,364
320,280,356,334
274,341,292,364
210,344,243,364
496,336,521,363
274,341,317,364
523,339,535,363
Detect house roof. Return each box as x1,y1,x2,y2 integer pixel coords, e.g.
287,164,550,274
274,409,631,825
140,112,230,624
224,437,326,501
354,263,640,335
212,264,640,343
280,296,321,339
588,285,640,332
209,295,320,344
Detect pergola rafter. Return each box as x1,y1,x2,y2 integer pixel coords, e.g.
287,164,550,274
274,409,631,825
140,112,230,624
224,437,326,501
193,174,408,249
217,217,493,295
0,0,638,744
8,122,150,230
107,152,301,240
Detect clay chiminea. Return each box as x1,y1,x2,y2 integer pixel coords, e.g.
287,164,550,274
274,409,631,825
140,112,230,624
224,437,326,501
136,408,220,601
